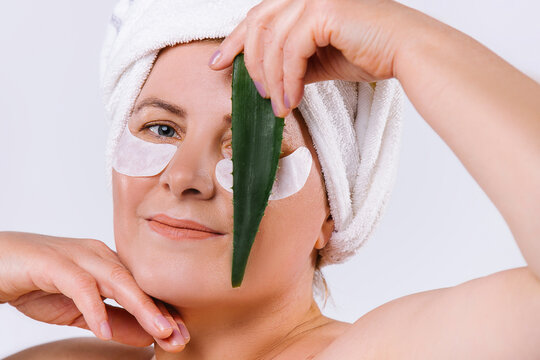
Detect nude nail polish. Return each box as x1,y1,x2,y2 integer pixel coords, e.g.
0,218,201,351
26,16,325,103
178,322,190,342
209,50,222,67
284,92,290,109
155,315,173,331
170,328,186,346
254,80,267,98
100,320,112,340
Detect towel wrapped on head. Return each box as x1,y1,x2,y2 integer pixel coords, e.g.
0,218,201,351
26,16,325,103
99,0,404,297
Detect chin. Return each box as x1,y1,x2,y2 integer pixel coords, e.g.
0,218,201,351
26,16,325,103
124,250,237,307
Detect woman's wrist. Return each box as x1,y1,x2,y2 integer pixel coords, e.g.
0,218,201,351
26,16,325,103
390,1,458,80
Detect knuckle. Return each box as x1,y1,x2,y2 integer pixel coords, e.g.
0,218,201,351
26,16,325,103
109,264,133,284
247,6,273,32
74,270,97,291
89,240,117,258
262,26,274,45
246,5,261,20
90,238,109,249
58,239,91,259
30,258,63,292
283,43,295,62
139,295,158,311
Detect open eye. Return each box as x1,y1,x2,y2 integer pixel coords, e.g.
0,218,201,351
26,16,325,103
148,124,177,138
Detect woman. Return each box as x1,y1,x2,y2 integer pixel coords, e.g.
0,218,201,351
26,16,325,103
2,0,539,359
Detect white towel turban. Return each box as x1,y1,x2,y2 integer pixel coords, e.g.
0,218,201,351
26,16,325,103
99,0,404,276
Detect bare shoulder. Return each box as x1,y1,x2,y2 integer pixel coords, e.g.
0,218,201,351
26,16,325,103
3,337,153,360
348,266,540,359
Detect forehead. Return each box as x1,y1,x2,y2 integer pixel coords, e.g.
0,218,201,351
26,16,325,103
135,41,310,149
146,41,232,92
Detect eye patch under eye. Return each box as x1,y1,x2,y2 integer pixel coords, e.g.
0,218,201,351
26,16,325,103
112,125,177,177
215,146,313,200
112,125,313,200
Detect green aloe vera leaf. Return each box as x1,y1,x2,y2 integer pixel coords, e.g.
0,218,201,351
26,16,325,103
231,53,285,288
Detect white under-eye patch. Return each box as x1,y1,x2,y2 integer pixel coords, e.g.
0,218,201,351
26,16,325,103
215,146,313,200
112,125,177,177
113,126,313,200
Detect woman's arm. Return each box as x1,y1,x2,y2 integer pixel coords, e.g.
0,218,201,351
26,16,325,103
3,337,153,360
212,1,539,279
393,7,540,278
312,266,540,359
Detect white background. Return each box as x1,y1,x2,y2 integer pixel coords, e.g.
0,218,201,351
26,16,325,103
0,0,538,357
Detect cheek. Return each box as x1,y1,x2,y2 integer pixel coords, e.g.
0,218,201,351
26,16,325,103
248,159,326,284
112,171,153,269
111,170,237,305
113,171,138,231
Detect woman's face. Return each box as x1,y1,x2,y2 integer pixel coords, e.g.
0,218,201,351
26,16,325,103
112,40,333,308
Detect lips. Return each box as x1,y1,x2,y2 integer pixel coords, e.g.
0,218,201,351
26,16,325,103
147,214,224,240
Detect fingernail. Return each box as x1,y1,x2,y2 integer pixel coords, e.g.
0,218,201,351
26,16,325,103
177,322,190,342
155,315,173,332
100,320,112,340
254,80,267,98
170,328,186,346
284,92,290,109
271,98,279,117
208,50,222,67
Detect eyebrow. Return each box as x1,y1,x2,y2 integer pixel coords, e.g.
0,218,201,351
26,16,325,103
133,97,231,124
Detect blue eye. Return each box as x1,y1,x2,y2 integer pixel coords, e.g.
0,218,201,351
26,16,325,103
149,124,177,138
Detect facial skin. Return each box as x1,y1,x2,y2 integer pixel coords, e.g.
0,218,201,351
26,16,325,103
112,40,341,359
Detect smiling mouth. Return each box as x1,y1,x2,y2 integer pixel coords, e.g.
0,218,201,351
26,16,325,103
146,218,224,241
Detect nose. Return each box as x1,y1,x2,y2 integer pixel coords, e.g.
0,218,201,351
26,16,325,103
158,133,216,200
